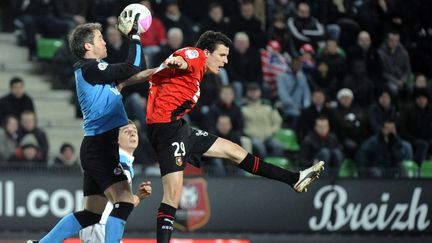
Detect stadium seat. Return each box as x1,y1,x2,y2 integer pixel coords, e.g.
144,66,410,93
400,160,419,178
420,160,432,178
273,129,300,152
338,159,358,178
37,38,64,60
265,157,293,170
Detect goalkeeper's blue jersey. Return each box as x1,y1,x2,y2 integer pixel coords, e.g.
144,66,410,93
73,38,145,136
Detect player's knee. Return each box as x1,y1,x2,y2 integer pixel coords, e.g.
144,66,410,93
107,181,135,203
110,202,134,221
163,186,182,207
226,142,247,164
74,210,102,228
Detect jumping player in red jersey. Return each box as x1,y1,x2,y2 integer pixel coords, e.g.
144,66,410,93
147,31,325,243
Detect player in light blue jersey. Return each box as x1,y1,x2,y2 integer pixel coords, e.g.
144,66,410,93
80,120,152,243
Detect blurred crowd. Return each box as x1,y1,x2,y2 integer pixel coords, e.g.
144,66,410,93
0,0,432,178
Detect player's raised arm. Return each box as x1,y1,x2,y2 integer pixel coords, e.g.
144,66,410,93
118,68,157,91
82,37,146,84
80,14,147,85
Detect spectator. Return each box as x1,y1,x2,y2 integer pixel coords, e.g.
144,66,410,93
86,0,123,27
276,57,311,128
400,73,432,102
241,83,284,158
104,25,129,64
378,31,412,97
177,0,210,23
206,85,244,134
376,0,412,45
319,39,347,82
341,60,375,107
0,116,19,162
367,88,399,134
52,0,87,26
160,0,195,45
15,0,74,60
225,32,262,98
260,40,290,99
310,0,361,49
308,60,339,100
347,31,383,83
331,88,369,158
207,115,243,176
17,111,49,162
139,0,167,68
188,73,223,129
356,120,413,178
154,27,184,67
199,2,230,36
300,116,343,170
0,77,35,124
229,0,266,49
54,143,78,167
51,38,78,90
399,88,432,164
287,1,325,57
297,89,334,140
266,0,296,24
9,133,44,163
413,73,432,97
216,0,240,20
267,12,295,55
298,43,316,79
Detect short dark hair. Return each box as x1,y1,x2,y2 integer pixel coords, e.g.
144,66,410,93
60,143,74,153
316,115,329,123
10,76,23,88
195,31,232,53
220,84,234,91
386,30,400,38
69,23,102,58
209,2,222,11
296,1,310,9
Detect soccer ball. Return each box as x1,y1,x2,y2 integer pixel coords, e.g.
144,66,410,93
118,3,152,35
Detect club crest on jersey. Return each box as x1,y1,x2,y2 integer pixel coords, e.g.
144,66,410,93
98,62,108,70
185,50,199,59
176,156,183,166
175,178,211,232
113,167,123,175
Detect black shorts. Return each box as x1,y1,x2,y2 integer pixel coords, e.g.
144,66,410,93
147,119,218,176
80,127,128,196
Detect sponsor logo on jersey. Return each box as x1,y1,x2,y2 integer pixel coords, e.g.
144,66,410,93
98,62,108,70
175,178,211,232
176,156,183,166
195,130,208,137
185,50,199,59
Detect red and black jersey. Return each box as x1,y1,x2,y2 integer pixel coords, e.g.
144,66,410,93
146,47,206,124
